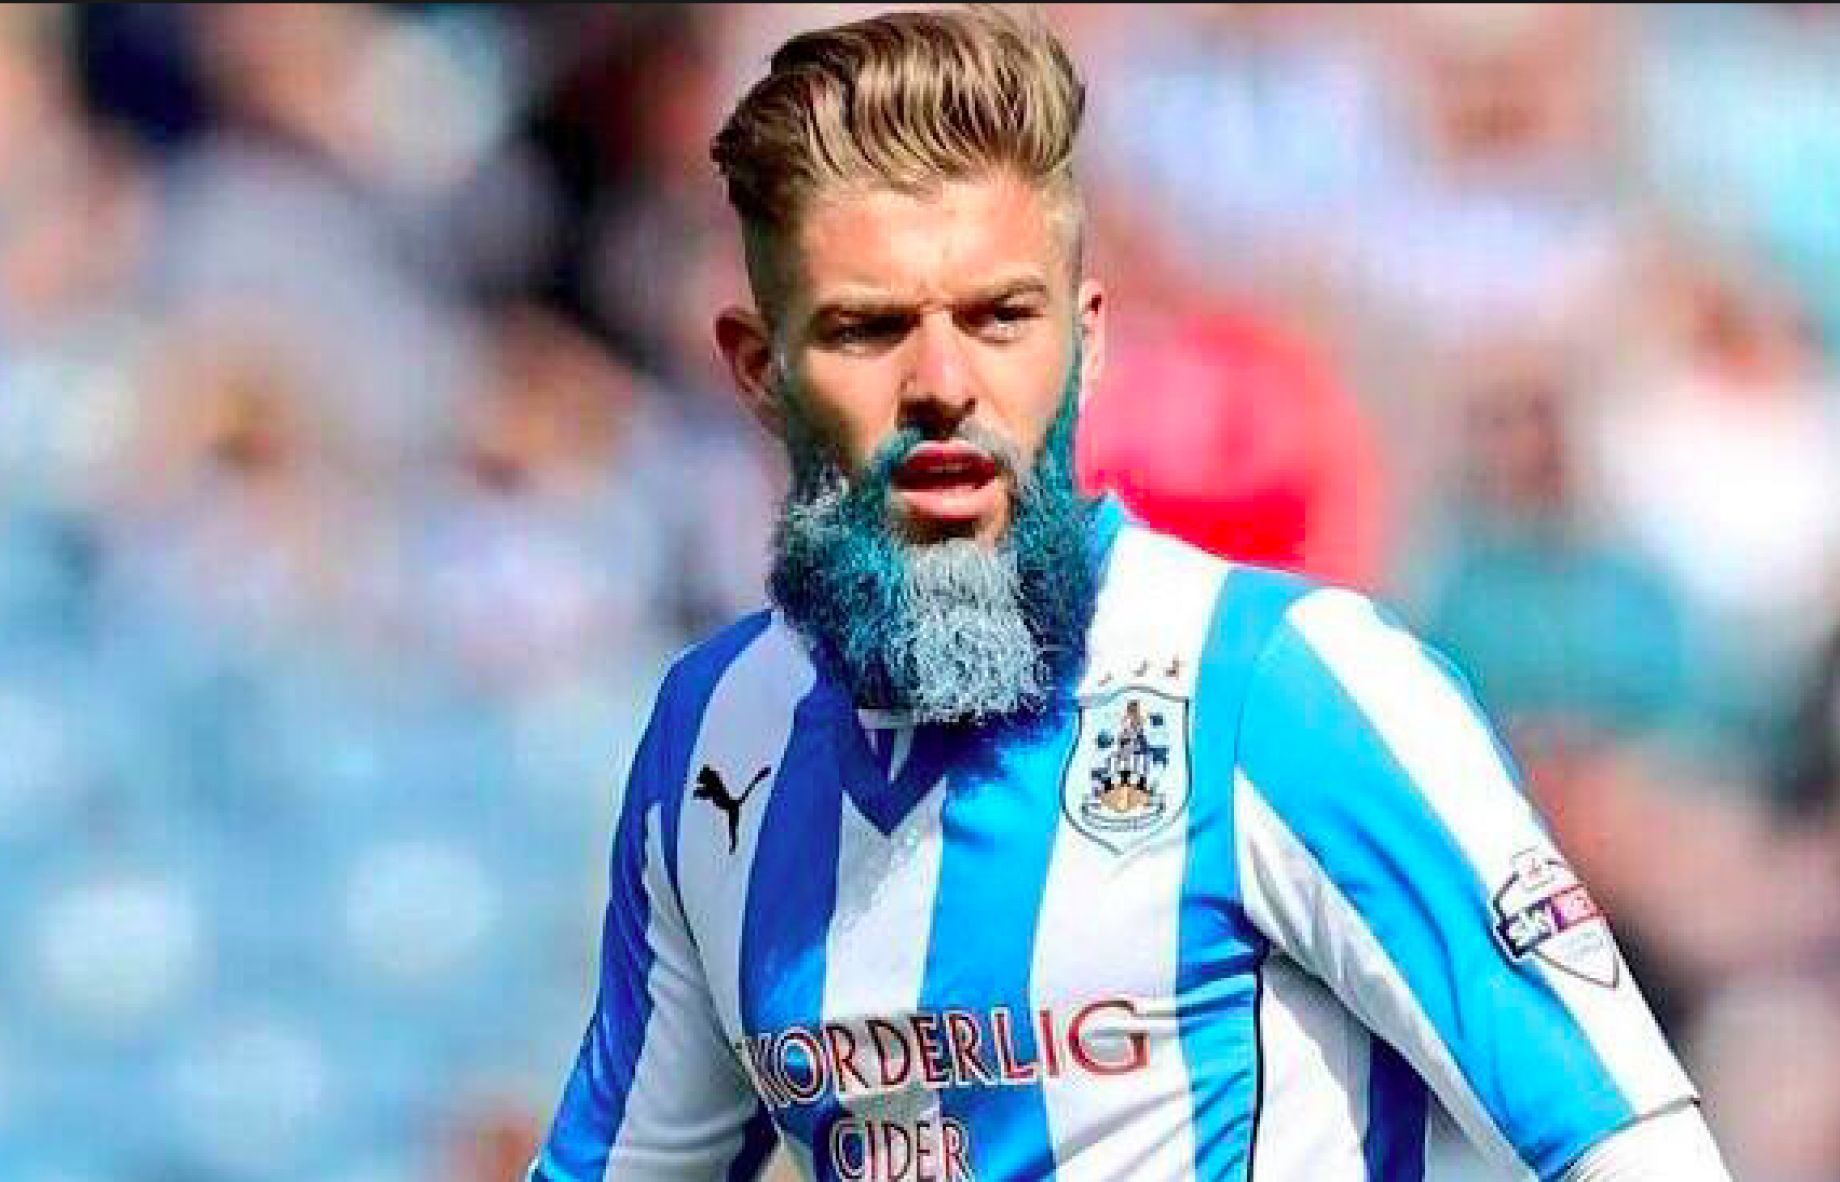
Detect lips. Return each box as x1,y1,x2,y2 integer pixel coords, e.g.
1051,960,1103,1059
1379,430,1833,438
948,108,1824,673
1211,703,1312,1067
889,441,1004,534
892,442,1000,490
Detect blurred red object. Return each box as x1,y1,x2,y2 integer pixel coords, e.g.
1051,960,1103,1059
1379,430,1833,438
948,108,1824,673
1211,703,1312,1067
1078,309,1387,589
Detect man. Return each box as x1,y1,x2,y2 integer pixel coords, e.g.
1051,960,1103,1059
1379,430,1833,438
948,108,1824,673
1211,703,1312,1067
530,7,1729,1180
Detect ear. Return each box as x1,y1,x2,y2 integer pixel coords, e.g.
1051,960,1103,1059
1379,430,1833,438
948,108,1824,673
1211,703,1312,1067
1075,278,1107,404
715,305,783,437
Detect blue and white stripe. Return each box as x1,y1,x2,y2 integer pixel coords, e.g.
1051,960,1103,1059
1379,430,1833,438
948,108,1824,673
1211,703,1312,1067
533,504,1696,1182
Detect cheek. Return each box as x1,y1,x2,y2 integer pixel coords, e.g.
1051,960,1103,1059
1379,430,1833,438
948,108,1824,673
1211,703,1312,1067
794,364,902,469
1000,346,1076,455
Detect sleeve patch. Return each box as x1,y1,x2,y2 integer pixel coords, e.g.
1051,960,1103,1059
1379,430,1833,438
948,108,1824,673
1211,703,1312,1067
1491,851,1621,989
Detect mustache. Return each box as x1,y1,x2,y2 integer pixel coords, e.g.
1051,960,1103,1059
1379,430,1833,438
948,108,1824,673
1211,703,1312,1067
866,420,1027,491
772,373,1028,500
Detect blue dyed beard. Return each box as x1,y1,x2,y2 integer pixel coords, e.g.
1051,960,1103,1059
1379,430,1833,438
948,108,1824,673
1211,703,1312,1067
768,366,1097,724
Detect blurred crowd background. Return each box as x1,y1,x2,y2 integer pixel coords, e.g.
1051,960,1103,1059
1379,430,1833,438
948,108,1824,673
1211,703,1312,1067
3,4,1840,1180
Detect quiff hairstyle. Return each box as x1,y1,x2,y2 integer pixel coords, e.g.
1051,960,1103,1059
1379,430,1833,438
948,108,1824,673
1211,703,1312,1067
711,5,1087,316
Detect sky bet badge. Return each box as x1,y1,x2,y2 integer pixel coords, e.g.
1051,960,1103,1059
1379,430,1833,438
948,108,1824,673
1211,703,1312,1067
1492,849,1621,988
1064,686,1189,854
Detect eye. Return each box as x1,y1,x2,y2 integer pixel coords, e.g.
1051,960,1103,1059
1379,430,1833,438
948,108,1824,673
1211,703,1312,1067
823,315,908,349
965,302,1040,341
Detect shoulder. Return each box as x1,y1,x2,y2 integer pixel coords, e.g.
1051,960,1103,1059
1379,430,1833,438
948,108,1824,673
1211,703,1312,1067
1233,585,1512,823
1099,517,1237,603
1096,512,1420,687
1238,585,1436,712
1083,516,1356,742
1122,537,1426,774
1098,517,1326,651
1223,581,1454,757
616,608,817,852
1090,514,1321,691
642,608,819,771
655,609,780,716
1080,519,1241,686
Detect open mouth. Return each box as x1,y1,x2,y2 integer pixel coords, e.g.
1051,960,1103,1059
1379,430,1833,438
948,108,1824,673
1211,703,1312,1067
894,442,1000,490
890,441,1003,529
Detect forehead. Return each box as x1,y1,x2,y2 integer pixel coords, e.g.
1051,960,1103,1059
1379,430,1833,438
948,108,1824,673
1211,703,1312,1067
790,174,1065,307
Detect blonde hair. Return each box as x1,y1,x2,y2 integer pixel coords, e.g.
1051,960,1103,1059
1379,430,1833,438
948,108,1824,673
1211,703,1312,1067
711,5,1087,308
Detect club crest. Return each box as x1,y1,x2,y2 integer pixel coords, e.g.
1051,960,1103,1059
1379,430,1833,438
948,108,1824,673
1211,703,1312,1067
1063,685,1189,854
1492,849,1621,988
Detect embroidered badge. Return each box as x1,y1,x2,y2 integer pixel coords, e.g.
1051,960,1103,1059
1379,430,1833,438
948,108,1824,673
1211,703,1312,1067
1492,849,1620,988
1063,686,1189,855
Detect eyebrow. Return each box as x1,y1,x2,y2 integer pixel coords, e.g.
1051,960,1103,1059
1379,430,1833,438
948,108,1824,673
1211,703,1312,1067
810,277,1051,322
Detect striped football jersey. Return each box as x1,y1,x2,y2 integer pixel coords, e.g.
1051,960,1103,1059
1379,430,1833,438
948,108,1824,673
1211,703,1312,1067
531,496,1696,1182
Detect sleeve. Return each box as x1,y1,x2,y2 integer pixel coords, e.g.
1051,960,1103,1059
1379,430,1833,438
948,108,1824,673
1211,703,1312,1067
1558,1106,1731,1181
1230,588,1703,1182
530,678,779,1181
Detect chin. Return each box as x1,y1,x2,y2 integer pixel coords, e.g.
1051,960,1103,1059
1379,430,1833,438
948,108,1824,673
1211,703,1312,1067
888,487,1015,548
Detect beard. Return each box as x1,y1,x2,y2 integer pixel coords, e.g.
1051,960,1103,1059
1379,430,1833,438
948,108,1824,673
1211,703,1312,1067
767,363,1098,725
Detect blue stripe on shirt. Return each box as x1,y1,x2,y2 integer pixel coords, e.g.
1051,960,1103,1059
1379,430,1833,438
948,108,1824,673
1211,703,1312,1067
1184,565,1312,1182
726,1100,780,1182
738,684,848,1177
915,715,1070,1181
1364,1035,1429,1181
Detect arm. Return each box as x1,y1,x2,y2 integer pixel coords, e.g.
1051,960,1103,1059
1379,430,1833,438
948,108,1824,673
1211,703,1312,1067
1231,588,1729,1181
530,681,777,1181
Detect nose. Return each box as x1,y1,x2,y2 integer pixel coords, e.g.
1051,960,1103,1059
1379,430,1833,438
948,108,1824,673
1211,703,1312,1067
900,311,975,430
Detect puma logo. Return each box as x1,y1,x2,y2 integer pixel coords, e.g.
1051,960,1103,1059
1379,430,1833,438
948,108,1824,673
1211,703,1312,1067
694,764,772,854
